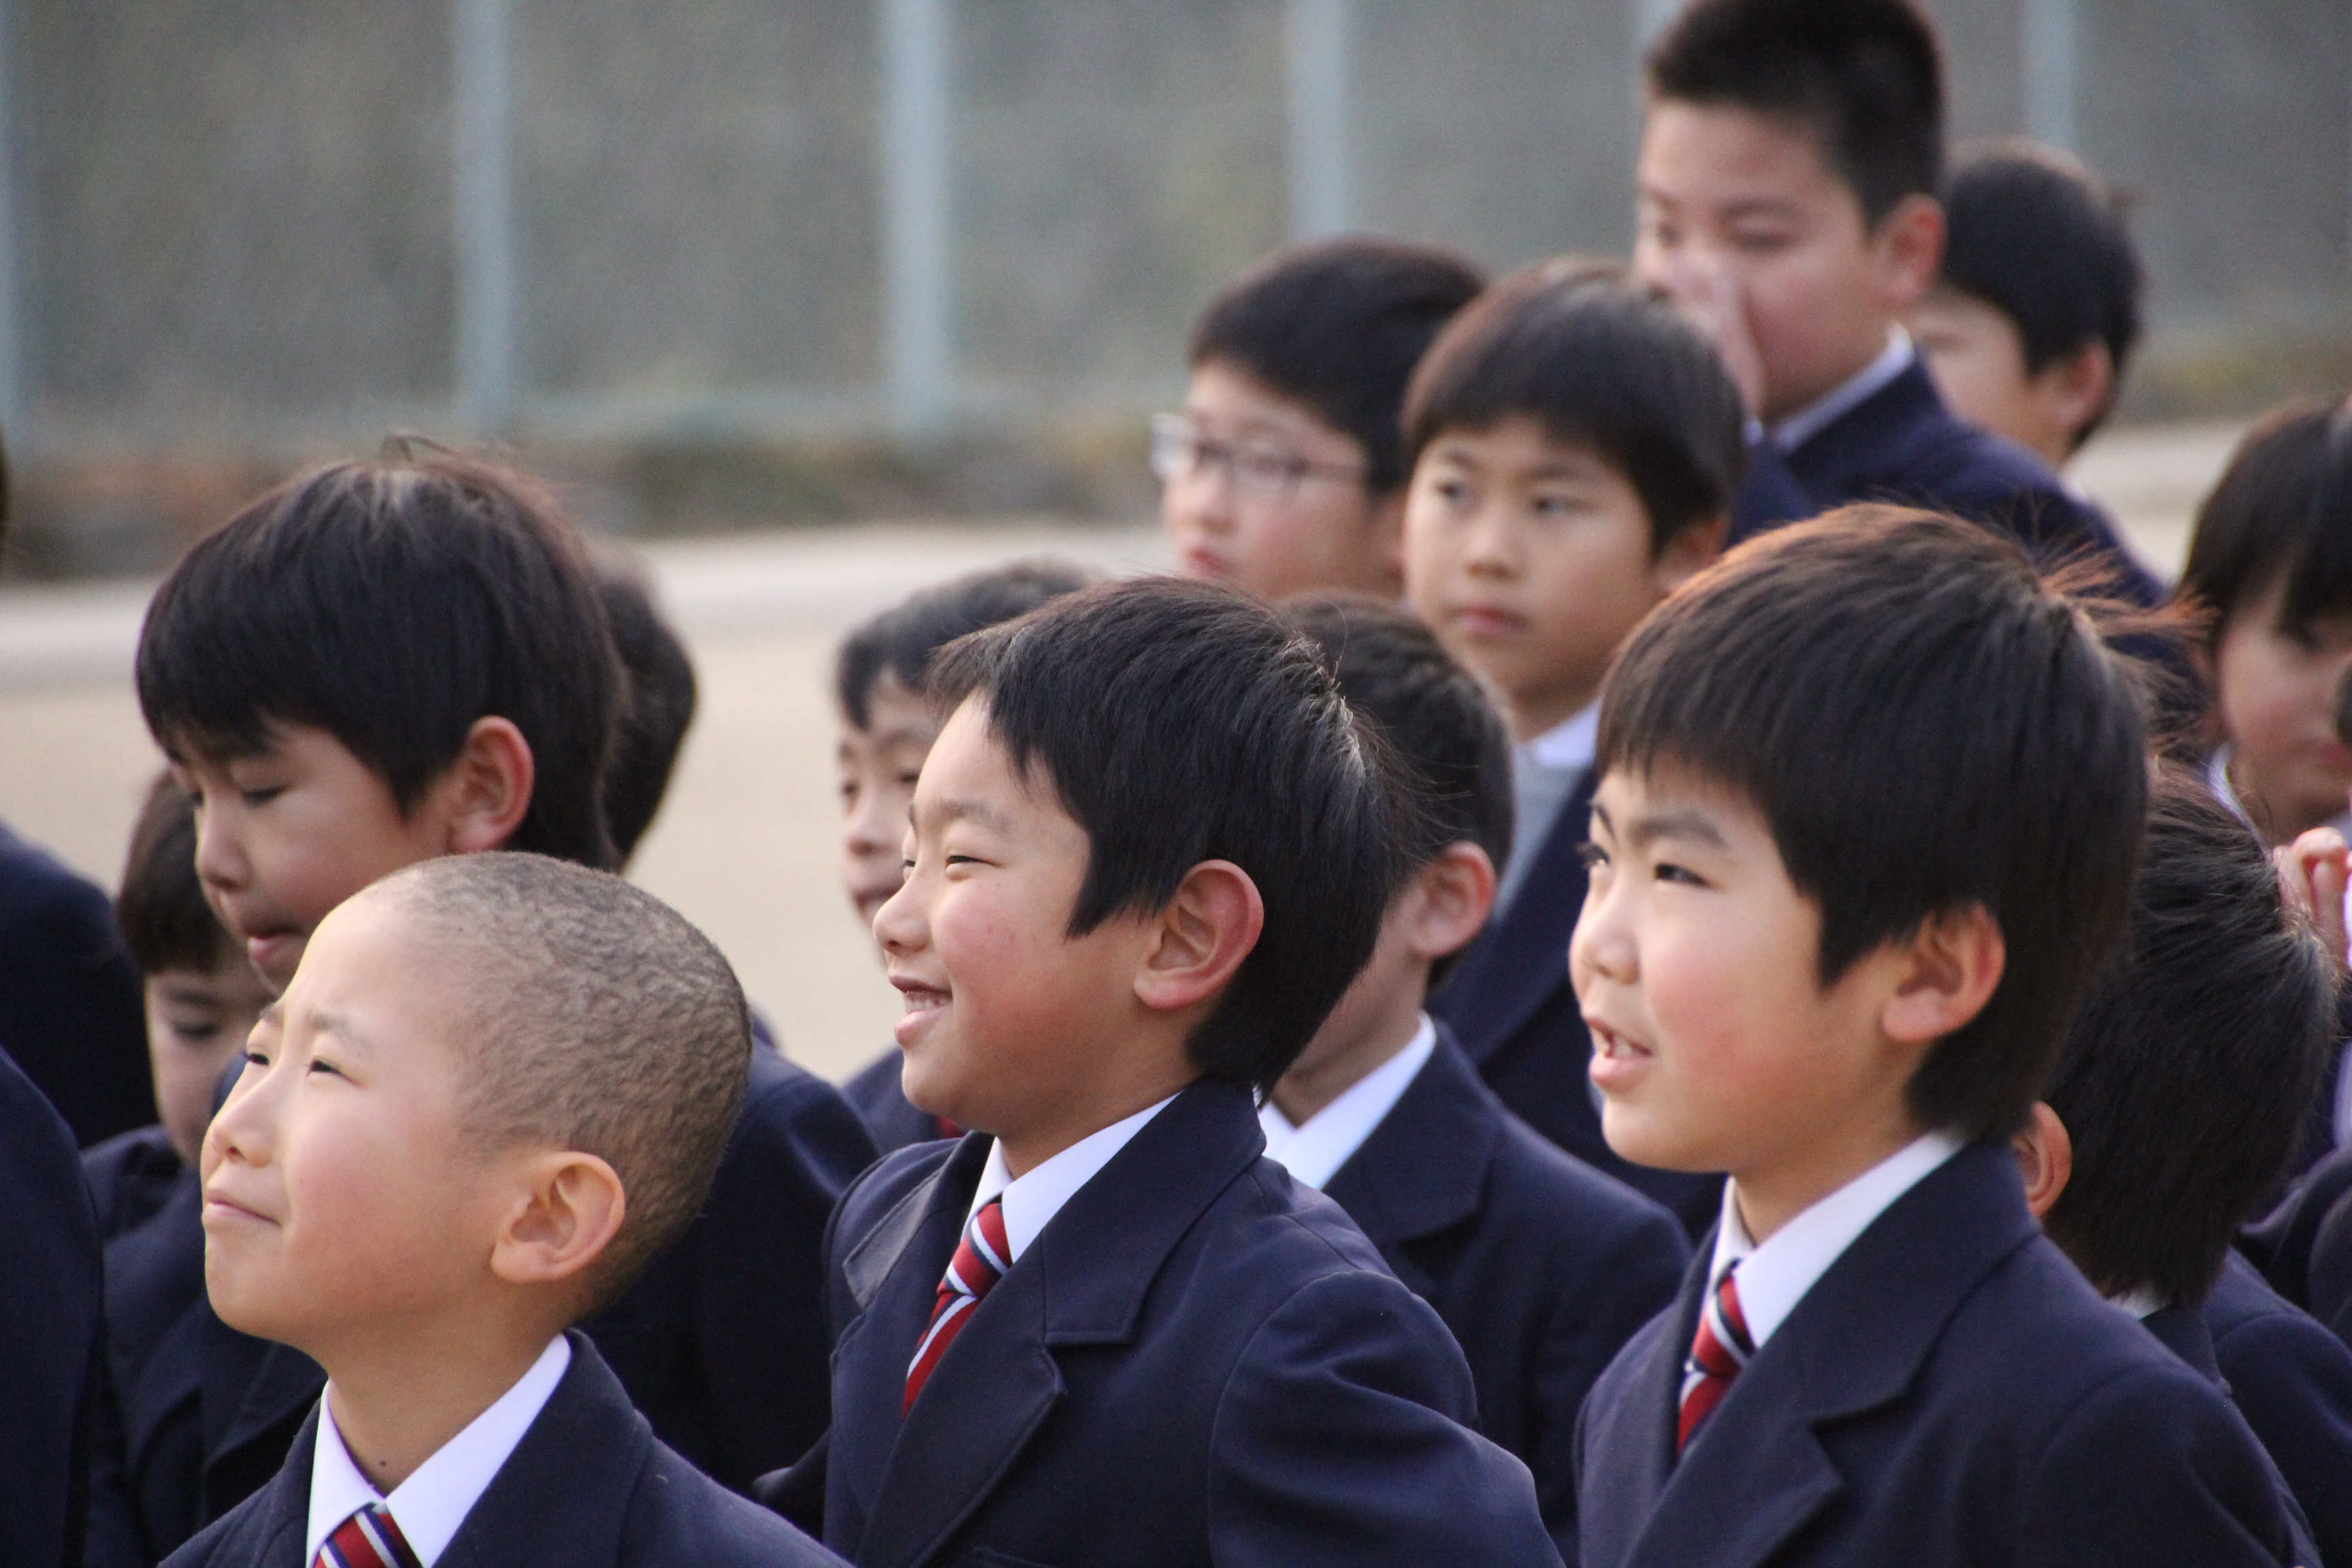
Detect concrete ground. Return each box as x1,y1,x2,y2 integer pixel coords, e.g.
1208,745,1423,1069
0,418,2242,1085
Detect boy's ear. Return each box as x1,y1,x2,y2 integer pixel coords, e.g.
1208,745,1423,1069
489,1149,627,1288
2011,1101,2074,1220
1879,901,2005,1047
441,717,536,854
2029,340,2116,451
1133,860,1264,1015
1403,842,1497,964
1652,515,1728,597
1871,192,1946,312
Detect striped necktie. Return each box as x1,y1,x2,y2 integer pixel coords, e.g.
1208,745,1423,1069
316,1503,420,1568
904,1196,1010,1412
1677,1262,1755,1454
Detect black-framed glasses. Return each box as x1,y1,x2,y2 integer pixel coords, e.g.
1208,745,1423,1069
1149,413,1368,503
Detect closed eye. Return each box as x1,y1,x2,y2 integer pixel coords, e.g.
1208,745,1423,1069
1655,861,1708,887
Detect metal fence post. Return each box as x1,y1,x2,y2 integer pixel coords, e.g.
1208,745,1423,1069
454,0,518,433
1285,0,1350,240
881,0,953,442
2022,0,2078,153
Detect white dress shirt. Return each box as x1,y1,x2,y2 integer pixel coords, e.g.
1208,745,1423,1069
1258,1016,1437,1192
1497,701,1601,917
965,1093,1179,1263
306,1335,571,1568
1705,1132,1964,1350
1770,327,1914,455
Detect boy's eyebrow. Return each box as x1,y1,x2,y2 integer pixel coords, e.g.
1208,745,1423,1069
304,1006,375,1055
932,794,1012,832
1625,810,1729,851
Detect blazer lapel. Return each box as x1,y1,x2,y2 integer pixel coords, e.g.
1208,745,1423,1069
1624,1146,2041,1568
438,1335,649,1568
854,1081,1267,1568
212,1339,326,1471
1579,1245,1705,1567
234,1404,323,1568
1323,1027,1499,1294
1432,772,1597,1064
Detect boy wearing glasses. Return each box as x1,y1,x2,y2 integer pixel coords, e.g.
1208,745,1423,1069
1158,238,1484,601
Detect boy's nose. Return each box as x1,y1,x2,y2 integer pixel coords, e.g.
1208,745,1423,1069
871,872,926,953
192,809,248,892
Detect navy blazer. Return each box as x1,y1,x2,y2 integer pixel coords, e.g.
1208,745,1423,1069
0,1044,103,1568
2242,1141,2352,1353
2200,1252,2352,1565
160,1332,846,1568
1320,1025,1688,1561
1575,1145,2298,1568
0,821,154,1146
85,1124,188,1242
764,1077,1559,1568
103,1041,877,1550
1732,359,2161,606
843,1049,951,1154
1429,771,1724,1238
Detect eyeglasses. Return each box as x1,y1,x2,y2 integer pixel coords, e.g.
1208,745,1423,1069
1149,414,1368,504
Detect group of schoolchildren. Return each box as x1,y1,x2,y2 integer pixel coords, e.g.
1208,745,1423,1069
5,1,2352,1565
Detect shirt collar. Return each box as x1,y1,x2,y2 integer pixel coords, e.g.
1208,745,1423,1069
966,1092,1180,1263
1769,327,1914,455
306,1336,571,1568
1522,700,1600,775
1707,1130,1964,1350
2109,1284,2171,1320
1258,1015,1437,1192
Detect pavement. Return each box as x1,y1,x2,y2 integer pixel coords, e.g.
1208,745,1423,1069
0,418,2242,1085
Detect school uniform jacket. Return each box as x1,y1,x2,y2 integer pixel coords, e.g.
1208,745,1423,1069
1320,1024,1688,1561
1429,770,1725,1238
0,1044,103,1568
2202,1251,2352,1568
767,1076,1561,1568
1732,359,2160,606
1575,1144,2298,1568
159,1333,847,1568
2242,1140,2352,1354
844,1049,949,1154
0,820,154,1146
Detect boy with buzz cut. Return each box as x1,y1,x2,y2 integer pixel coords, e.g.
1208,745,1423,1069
135,449,877,1507
1910,141,2143,474
167,853,845,1568
1160,236,1485,601
1572,509,2300,1567
762,578,1558,1567
2008,772,2351,1568
1633,0,2156,602
1402,259,1741,1235
1273,592,1688,1561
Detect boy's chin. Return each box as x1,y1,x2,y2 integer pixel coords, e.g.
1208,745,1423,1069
1598,1106,1715,1175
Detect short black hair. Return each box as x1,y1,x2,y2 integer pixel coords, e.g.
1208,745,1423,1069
116,771,237,978
930,578,1400,1094
1403,259,1748,552
2178,395,2352,644
136,448,620,869
2041,772,2336,1303
835,559,1099,730
1940,142,2142,449
1284,593,1512,992
1190,237,1488,495
1648,0,1944,226
1598,506,2148,1142
594,555,697,866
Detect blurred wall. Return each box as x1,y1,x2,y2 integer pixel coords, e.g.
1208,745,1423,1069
6,0,2347,569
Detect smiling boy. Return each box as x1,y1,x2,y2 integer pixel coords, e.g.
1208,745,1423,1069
1632,0,2153,602
764,578,1556,1567
170,853,843,1568
1570,510,2298,1567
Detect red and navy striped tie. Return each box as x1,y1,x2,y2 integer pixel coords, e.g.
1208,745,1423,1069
316,1503,420,1568
904,1196,1010,1412
1676,1262,1754,1454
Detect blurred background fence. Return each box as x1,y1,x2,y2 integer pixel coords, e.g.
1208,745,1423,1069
5,0,2349,573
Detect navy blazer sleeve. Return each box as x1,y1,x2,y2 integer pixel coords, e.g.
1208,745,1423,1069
685,1058,880,1487
1209,1270,1563,1568
2209,1296,2352,1567
0,830,153,1147
0,1047,103,1568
